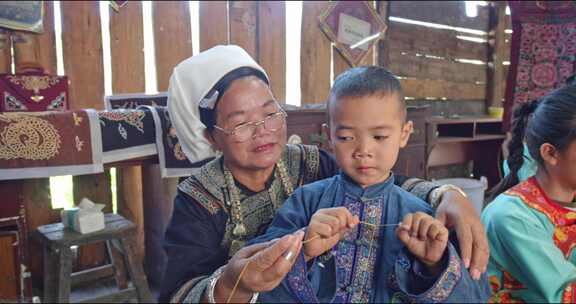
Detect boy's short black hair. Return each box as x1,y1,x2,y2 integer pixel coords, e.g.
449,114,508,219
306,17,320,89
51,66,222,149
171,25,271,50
327,66,405,121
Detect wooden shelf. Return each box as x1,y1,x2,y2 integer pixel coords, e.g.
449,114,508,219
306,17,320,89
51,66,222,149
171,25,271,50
437,134,506,144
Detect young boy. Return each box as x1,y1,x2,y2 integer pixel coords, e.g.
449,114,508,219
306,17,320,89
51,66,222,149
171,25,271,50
249,67,490,303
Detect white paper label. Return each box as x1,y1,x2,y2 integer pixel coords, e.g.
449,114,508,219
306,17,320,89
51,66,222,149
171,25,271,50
337,13,371,51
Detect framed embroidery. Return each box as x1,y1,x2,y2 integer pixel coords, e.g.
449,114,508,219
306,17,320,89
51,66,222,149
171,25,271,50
0,68,69,112
0,1,43,33
318,1,386,66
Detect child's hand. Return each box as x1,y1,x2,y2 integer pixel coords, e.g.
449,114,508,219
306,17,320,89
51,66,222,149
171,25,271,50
396,212,449,274
304,207,359,260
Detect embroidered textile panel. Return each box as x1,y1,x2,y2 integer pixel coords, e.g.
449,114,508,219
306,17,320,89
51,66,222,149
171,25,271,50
0,72,69,112
99,107,157,163
0,110,103,180
105,92,167,110
503,1,576,130
149,106,196,178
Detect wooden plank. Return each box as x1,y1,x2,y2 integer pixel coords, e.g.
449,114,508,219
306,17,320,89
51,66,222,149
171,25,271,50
388,51,486,84
199,1,229,51
109,1,146,265
12,2,57,73
61,1,110,272
152,1,192,91
487,1,508,107
333,47,351,81
0,233,18,300
150,1,192,288
258,1,286,102
301,1,331,104
389,1,489,31
401,78,486,100
61,1,105,109
0,30,12,73
387,22,487,61
21,179,60,288
229,1,258,59
378,1,391,68
10,1,59,292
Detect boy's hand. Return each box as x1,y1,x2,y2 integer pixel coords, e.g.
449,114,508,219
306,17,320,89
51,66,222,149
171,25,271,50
396,212,449,275
304,207,359,260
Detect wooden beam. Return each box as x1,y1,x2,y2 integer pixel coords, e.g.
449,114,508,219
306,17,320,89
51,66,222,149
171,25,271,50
486,1,508,107
11,1,59,289
109,0,146,266
0,29,12,73
301,1,331,104
378,1,391,68
258,1,286,102
152,1,192,91
389,1,490,31
199,1,228,51
61,1,111,271
401,78,486,100
229,1,258,59
386,22,487,61
388,51,486,84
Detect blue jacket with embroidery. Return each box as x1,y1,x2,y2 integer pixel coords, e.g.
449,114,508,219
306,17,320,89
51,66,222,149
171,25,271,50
249,173,490,303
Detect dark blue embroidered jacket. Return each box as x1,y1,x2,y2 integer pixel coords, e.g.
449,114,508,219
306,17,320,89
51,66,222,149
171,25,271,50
249,173,490,303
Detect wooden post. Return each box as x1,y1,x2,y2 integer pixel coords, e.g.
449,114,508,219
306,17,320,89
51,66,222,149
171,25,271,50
377,1,390,68
0,29,12,73
199,1,229,51
229,1,258,59
487,1,508,108
152,1,192,91
301,1,331,104
61,1,111,271
148,1,193,288
258,1,286,102
11,1,60,289
109,0,146,267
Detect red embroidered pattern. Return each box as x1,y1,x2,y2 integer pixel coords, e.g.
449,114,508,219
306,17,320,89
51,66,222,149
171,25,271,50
502,177,576,302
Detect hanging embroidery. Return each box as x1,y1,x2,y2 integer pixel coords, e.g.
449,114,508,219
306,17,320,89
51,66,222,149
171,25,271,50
7,75,62,103
0,114,61,160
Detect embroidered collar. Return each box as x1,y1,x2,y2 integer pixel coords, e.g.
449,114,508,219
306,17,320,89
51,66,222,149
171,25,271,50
340,172,395,200
223,160,294,238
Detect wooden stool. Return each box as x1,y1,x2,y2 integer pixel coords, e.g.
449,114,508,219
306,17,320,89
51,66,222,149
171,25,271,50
35,214,153,303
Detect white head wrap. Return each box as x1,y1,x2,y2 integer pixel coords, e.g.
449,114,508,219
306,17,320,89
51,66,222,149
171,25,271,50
167,45,269,163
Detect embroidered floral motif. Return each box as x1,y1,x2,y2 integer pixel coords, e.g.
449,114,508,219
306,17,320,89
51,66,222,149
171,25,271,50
73,112,83,126
118,124,127,140
334,193,382,303
4,92,28,111
415,245,462,302
98,110,145,132
75,136,84,152
47,92,66,110
7,75,61,94
0,114,61,160
286,253,319,303
173,142,187,160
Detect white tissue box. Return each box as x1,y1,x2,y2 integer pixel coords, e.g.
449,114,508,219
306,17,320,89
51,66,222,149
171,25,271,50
61,198,105,234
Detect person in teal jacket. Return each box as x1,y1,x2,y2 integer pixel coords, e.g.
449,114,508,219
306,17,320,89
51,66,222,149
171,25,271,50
483,82,576,302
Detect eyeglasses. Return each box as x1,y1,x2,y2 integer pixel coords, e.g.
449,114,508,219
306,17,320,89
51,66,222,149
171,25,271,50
214,111,287,142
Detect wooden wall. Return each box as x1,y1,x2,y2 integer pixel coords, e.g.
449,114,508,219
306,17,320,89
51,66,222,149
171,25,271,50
0,0,511,291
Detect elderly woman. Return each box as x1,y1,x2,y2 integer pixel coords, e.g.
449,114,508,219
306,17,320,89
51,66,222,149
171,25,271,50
160,45,489,303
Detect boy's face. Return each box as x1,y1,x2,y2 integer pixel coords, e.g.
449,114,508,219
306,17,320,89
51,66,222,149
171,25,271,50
328,93,412,188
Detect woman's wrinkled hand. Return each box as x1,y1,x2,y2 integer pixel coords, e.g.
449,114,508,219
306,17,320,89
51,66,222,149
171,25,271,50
214,230,305,303
435,189,489,281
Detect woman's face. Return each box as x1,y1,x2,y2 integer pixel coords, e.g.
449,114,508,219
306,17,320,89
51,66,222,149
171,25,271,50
210,76,287,173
